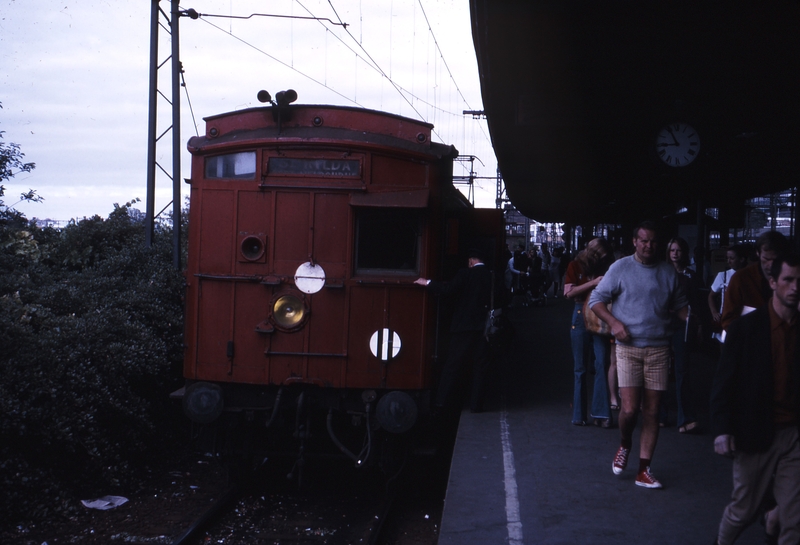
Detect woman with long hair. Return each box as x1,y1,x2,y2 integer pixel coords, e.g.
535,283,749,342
564,238,615,427
662,236,701,433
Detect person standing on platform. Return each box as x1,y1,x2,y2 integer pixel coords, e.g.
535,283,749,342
503,243,514,300
508,245,528,306
564,237,615,428
550,246,564,297
708,245,748,342
588,221,688,489
721,231,789,333
711,253,800,545
517,247,533,304
660,236,703,433
414,249,493,413
539,242,552,295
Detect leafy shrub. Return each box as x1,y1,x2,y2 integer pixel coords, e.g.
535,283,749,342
0,203,187,526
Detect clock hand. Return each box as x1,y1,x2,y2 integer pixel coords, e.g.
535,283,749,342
657,142,678,147
667,129,679,145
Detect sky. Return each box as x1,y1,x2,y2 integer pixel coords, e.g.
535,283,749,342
1,0,497,223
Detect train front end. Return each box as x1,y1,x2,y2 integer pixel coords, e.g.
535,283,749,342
178,100,463,471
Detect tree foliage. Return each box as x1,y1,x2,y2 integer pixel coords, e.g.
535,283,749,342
1,101,40,229
0,102,36,187
0,202,186,526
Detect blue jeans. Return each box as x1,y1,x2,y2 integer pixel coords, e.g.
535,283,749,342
659,327,696,427
571,303,611,423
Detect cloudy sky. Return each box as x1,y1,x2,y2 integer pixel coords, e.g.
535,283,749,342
1,0,497,222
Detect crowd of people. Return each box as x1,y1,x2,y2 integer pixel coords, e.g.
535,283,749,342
504,242,568,306
417,224,799,544
569,225,798,544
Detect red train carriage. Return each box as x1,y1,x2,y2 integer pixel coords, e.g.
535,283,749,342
179,94,503,471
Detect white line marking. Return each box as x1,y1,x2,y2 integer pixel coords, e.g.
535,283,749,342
500,409,524,545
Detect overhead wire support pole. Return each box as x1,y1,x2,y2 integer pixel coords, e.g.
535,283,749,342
496,168,505,210
145,0,159,248
453,155,480,205
145,0,187,270
171,0,182,270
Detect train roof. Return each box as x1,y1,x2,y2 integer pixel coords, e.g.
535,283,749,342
189,104,457,161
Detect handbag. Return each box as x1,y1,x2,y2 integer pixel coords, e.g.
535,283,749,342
484,269,497,341
485,307,502,340
583,294,612,336
484,271,514,344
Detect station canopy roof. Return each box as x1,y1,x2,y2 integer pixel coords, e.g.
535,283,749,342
469,1,800,226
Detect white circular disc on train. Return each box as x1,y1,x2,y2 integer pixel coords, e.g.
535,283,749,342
294,262,325,294
369,329,402,361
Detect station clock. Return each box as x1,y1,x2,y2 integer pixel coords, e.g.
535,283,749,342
656,123,700,167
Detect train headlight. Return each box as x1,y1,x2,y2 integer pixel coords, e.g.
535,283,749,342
241,235,265,261
271,293,307,330
376,391,418,434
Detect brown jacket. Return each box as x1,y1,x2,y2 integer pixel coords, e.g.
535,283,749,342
720,261,771,332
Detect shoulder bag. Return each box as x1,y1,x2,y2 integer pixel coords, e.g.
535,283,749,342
583,291,612,336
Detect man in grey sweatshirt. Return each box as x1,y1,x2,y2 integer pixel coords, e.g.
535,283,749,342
588,221,688,489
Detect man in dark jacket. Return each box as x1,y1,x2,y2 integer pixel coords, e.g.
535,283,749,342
720,230,789,333
414,249,493,413
710,253,800,544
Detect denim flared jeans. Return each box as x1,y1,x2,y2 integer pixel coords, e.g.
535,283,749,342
571,302,611,423
659,327,696,427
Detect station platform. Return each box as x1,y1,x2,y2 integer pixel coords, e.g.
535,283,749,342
437,296,766,545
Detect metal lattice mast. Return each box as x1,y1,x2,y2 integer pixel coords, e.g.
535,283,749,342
145,0,182,270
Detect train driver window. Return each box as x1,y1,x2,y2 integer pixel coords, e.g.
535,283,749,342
355,208,421,274
205,152,256,179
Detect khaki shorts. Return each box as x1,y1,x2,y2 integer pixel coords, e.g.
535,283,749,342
615,344,671,390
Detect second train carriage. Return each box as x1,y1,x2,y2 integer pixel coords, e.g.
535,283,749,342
179,94,504,469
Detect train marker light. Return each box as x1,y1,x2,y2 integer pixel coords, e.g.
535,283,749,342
294,262,325,294
272,294,306,330
369,328,402,361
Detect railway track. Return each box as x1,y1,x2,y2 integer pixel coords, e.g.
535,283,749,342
162,408,457,545
170,484,241,545
169,459,400,545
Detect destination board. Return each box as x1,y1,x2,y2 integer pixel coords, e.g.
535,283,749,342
268,158,361,177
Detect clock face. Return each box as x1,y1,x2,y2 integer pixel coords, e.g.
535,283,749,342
656,123,700,167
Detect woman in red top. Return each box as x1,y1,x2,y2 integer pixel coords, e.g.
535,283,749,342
564,238,615,427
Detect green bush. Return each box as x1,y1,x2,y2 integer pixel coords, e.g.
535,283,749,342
0,203,186,525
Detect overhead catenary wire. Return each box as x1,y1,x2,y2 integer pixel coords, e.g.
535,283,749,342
292,0,468,119
185,2,493,195
317,0,467,147
189,4,469,118
415,0,473,112
196,16,363,107
301,0,427,125
412,0,493,152
180,70,199,137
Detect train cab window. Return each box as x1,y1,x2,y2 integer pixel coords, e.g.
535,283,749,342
355,208,420,274
205,152,256,179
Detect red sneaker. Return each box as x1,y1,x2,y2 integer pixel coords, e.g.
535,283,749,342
635,466,663,489
612,446,629,475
